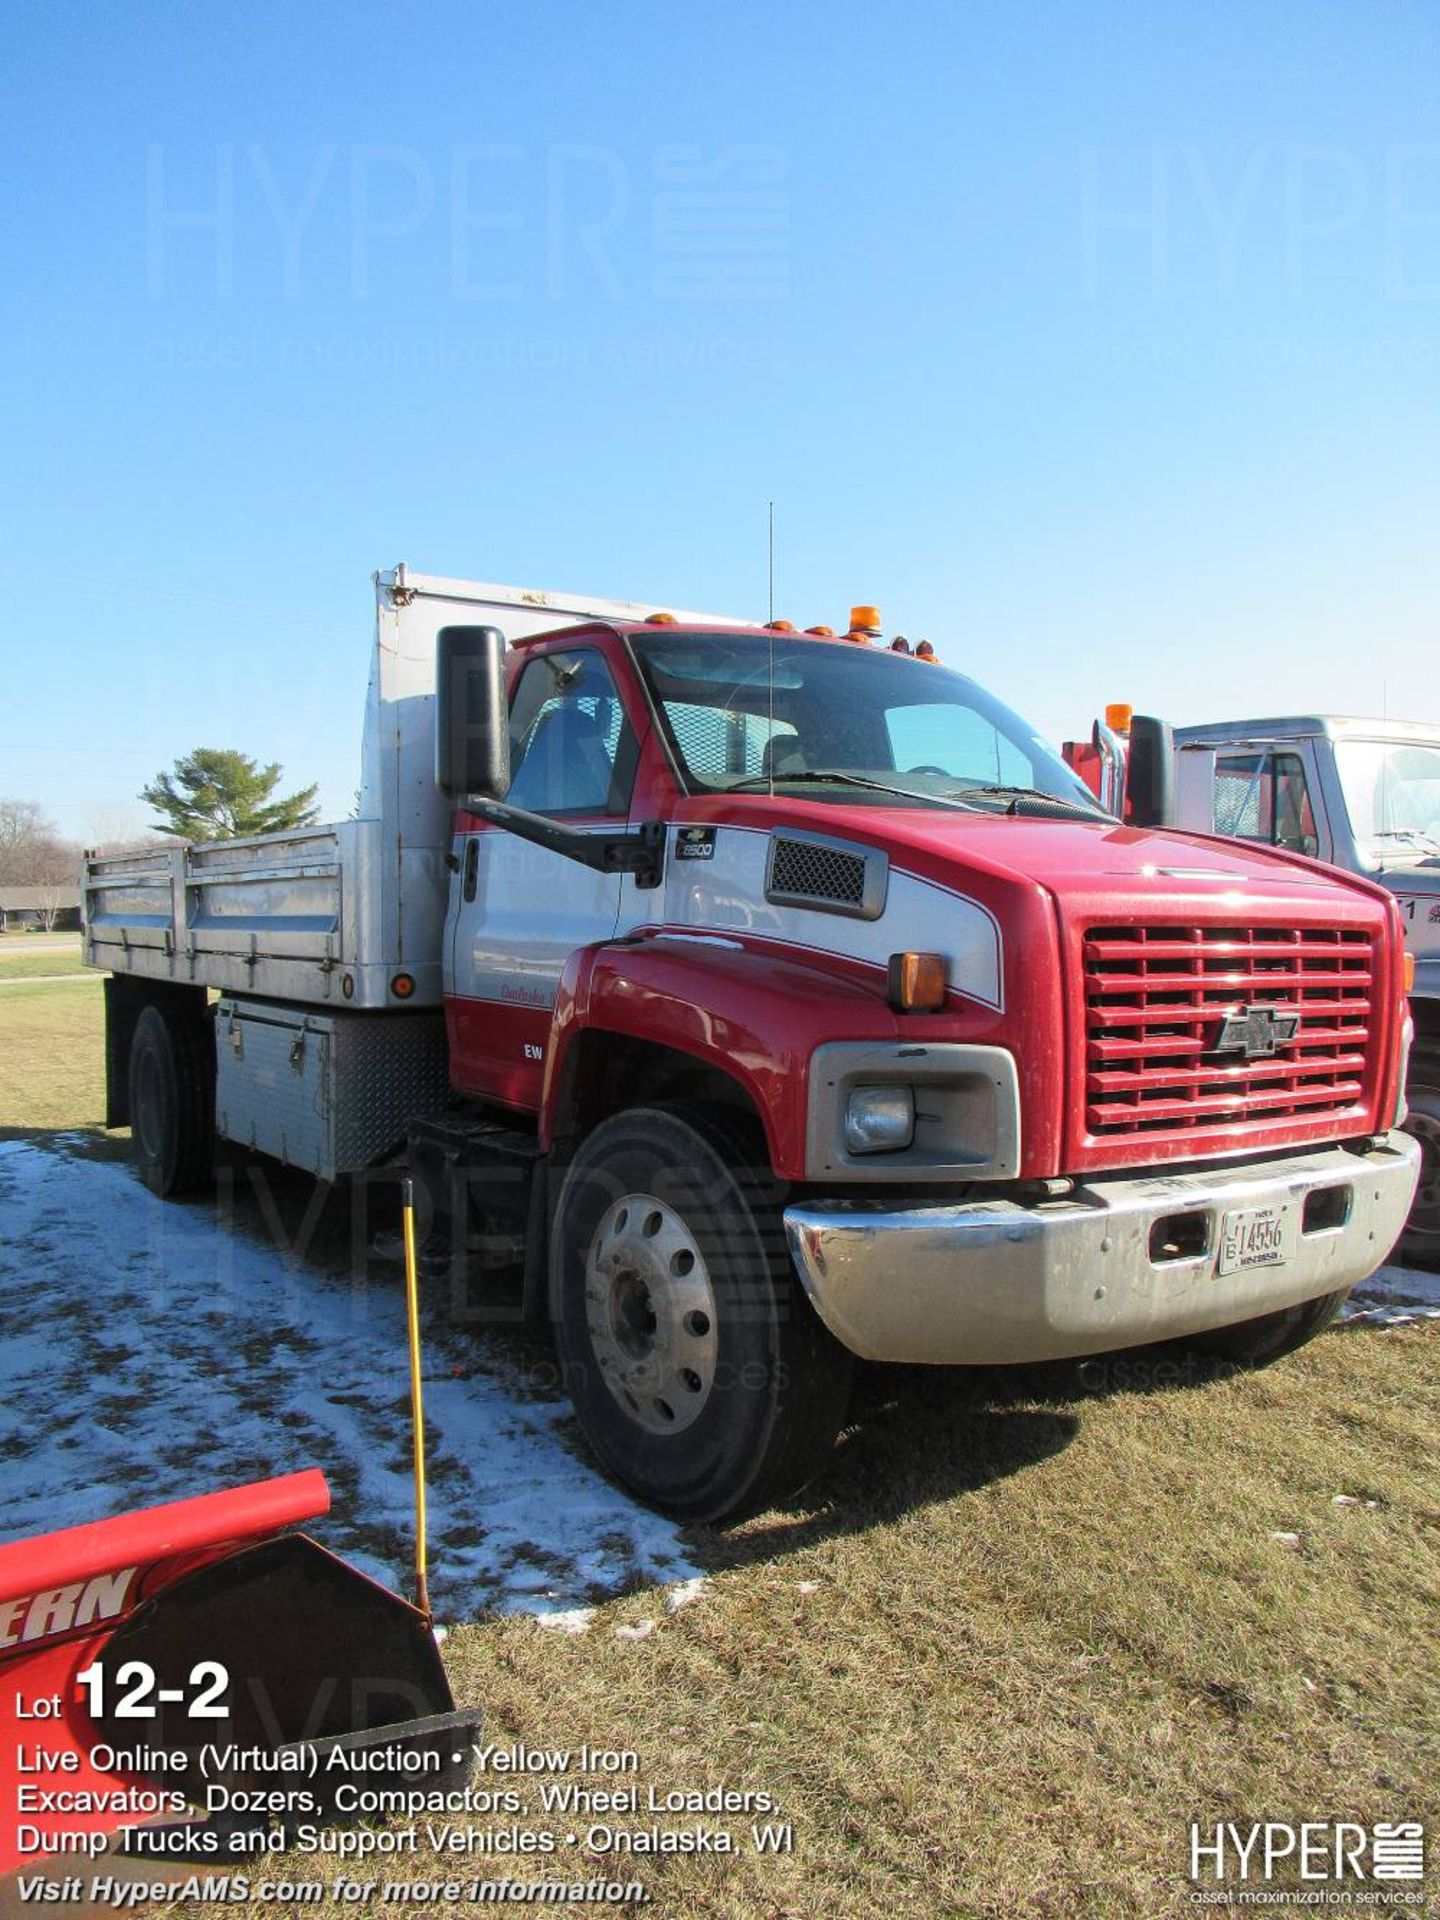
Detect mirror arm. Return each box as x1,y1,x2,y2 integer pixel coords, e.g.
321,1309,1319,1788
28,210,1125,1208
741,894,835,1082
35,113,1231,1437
468,799,666,890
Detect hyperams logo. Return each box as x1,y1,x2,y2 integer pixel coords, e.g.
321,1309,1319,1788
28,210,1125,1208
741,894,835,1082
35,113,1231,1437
1187,1820,1425,1899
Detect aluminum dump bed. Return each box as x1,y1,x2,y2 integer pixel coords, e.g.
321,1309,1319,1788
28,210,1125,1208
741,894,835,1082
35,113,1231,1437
83,820,423,1009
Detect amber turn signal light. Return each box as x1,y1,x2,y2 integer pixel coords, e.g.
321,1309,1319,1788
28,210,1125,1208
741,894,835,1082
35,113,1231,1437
1403,950,1416,992
887,951,947,1012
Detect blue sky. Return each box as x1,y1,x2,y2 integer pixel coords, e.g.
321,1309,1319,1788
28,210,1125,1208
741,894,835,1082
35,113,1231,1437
2,0,1436,841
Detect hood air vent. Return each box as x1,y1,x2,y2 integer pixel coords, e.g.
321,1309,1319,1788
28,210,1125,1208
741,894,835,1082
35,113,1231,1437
765,831,888,921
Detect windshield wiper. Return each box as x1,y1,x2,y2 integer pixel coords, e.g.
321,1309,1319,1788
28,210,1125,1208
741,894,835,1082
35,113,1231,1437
1372,828,1440,851
726,769,983,811
947,783,1109,820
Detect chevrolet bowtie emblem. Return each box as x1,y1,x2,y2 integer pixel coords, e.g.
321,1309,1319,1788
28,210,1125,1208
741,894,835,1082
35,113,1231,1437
1212,1005,1300,1058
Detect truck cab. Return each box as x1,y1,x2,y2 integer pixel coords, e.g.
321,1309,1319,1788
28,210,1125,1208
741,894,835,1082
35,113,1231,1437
1171,715,1440,994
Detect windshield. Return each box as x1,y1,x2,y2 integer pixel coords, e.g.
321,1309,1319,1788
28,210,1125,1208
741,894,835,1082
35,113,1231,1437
629,632,1104,814
1334,738,1440,854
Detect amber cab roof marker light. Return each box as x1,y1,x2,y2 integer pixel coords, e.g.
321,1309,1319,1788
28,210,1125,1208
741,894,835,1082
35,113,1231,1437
644,611,678,625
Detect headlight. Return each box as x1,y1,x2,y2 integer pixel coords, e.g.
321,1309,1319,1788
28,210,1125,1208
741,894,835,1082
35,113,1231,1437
844,1086,915,1154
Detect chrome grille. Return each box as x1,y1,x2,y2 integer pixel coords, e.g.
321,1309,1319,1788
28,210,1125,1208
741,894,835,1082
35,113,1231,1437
1083,923,1374,1139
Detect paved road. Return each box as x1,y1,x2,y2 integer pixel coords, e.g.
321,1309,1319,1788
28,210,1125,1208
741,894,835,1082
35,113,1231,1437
0,935,81,953
0,972,97,987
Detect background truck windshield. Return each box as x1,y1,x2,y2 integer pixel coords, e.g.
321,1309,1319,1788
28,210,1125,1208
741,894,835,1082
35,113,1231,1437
1335,738,1440,853
631,632,1102,811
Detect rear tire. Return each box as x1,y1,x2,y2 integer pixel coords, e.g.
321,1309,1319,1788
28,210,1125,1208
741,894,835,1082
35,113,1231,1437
1397,1042,1440,1269
1185,1286,1351,1366
128,1002,215,1197
549,1105,852,1522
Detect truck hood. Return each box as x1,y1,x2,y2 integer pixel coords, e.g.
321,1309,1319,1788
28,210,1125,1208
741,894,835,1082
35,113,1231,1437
1376,859,1440,887
662,796,1401,1181
721,800,1380,912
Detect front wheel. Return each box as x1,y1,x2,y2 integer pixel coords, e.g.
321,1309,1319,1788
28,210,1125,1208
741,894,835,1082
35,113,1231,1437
1185,1286,1351,1366
549,1106,852,1522
1397,1042,1440,1268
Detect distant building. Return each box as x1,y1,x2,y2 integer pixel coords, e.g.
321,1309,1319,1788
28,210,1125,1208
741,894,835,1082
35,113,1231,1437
0,886,82,932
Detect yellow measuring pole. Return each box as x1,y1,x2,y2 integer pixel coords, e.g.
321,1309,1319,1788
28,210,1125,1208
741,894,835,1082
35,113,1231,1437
401,1175,432,1624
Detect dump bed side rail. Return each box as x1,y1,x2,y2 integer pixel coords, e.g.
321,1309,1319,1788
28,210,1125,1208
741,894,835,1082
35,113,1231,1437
83,820,442,1008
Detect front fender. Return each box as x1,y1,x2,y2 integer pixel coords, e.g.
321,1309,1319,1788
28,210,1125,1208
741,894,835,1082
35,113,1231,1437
541,937,903,1179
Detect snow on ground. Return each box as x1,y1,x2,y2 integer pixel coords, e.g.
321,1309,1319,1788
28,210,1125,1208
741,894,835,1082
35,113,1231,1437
0,1141,697,1625
1342,1262,1440,1327
2,1139,1434,1623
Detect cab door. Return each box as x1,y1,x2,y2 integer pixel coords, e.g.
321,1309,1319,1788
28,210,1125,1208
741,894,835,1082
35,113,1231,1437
446,646,639,1111
1212,746,1330,864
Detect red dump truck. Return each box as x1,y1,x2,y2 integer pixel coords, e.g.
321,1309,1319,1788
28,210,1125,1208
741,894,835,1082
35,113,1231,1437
84,569,1420,1520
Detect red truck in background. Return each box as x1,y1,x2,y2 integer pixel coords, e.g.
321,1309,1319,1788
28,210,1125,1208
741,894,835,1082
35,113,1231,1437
85,571,1420,1522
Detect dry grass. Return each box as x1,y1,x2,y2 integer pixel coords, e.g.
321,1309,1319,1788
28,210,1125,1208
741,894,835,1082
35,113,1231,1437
425,1334,1440,1919
0,972,108,1137
0,947,89,981
5,983,1438,1918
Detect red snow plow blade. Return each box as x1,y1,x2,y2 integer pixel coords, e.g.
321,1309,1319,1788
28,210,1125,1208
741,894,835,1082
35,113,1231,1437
0,1470,477,1880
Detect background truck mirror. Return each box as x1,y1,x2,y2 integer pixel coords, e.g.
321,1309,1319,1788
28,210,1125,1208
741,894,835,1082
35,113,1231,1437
1127,714,1176,829
436,625,510,798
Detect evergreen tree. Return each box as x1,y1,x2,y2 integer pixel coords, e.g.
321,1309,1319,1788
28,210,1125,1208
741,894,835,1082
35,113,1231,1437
140,749,320,840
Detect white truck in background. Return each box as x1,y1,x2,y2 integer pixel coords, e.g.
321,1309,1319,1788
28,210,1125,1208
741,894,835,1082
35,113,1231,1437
1067,712,1440,1265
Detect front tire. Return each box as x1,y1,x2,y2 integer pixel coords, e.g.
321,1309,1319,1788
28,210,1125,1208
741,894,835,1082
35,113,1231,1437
128,1003,215,1197
1397,1042,1440,1269
1185,1285,1351,1366
549,1106,852,1522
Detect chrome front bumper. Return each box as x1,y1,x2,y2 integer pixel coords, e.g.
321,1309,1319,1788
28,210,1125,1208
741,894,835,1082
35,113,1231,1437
782,1134,1421,1365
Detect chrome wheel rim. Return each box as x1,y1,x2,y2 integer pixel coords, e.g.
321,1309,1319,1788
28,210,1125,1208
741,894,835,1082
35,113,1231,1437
585,1192,719,1435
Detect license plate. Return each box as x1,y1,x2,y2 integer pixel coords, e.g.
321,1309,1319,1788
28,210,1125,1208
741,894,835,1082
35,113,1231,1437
1218,1203,1294,1276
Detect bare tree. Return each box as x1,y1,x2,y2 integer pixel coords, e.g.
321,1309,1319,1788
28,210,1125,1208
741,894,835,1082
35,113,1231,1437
84,805,169,856
0,799,70,885
33,880,69,933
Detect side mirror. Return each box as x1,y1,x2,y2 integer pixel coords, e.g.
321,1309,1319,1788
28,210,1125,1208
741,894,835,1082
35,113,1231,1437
1127,714,1176,829
436,626,510,799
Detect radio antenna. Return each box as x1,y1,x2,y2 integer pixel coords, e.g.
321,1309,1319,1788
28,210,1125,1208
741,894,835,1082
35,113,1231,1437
767,501,774,623
767,501,776,795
